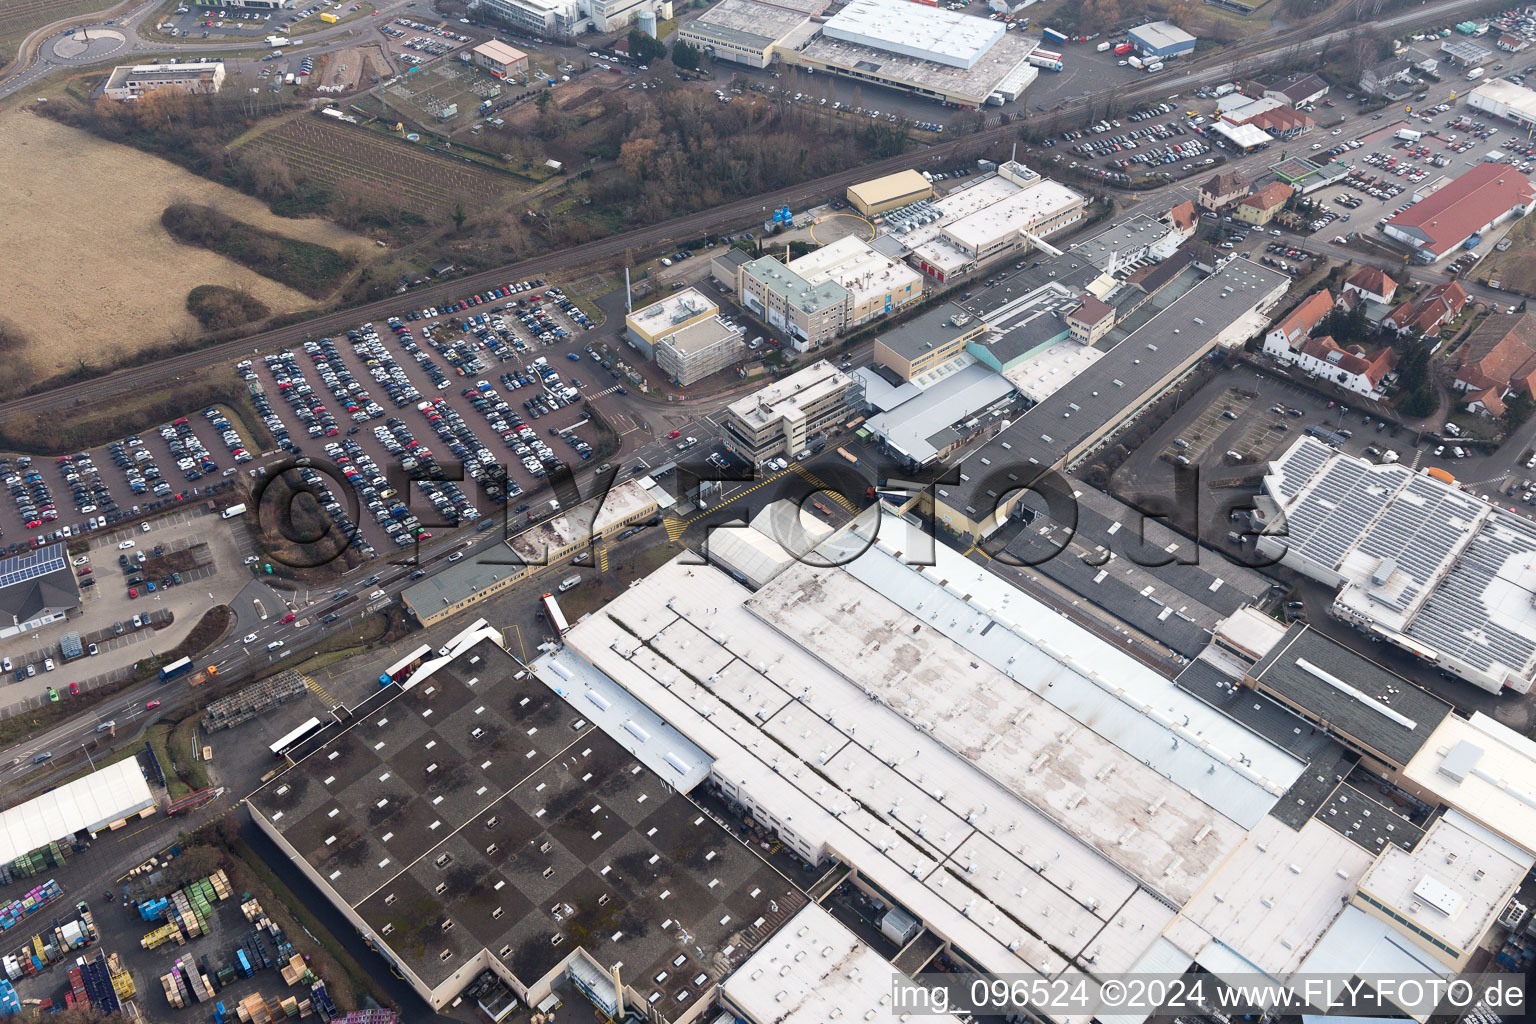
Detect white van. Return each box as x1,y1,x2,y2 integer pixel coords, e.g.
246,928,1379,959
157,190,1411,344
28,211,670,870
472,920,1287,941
221,503,248,519
558,575,581,592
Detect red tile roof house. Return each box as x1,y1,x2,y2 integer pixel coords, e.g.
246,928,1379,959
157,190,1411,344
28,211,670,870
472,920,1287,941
1285,335,1397,397
1340,266,1397,306
1382,163,1536,261
1382,281,1468,337
1454,312,1536,417
1261,289,1334,358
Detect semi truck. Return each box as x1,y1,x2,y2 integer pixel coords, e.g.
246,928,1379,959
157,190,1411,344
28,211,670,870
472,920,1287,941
1113,42,1133,54
1028,49,1063,70
1042,26,1067,43
1396,128,1422,141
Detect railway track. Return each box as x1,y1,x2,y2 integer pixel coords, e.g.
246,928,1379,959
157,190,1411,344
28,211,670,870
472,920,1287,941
0,0,1490,425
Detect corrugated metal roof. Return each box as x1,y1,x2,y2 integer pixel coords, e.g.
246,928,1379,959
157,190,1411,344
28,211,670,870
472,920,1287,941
0,760,153,862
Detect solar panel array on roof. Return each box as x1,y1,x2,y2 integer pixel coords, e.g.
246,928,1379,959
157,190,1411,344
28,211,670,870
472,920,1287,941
1282,458,1377,571
1272,438,1331,500
0,544,67,590
1356,475,1484,610
1406,514,1536,675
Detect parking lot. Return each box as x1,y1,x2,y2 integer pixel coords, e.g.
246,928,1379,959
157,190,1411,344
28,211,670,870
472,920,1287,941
0,408,252,556
1043,100,1219,186
235,278,614,556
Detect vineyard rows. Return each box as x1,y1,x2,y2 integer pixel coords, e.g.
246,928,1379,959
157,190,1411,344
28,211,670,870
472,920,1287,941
239,116,514,219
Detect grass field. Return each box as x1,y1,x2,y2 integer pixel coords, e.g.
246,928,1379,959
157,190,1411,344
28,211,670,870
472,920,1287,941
0,109,373,382
1475,215,1536,296
235,114,517,221
0,0,121,65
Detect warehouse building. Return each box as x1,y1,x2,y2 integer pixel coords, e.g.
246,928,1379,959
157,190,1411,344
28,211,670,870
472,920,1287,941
785,235,923,326
474,0,584,36
248,628,806,1015
872,305,986,381
674,0,826,67
470,40,528,78
775,0,1037,108
1467,77,1536,129
1127,20,1195,59
855,356,1019,466
103,61,226,100
701,500,835,589
1382,161,1536,262
1257,436,1536,694
720,360,856,462
624,287,718,358
400,480,663,627
736,257,850,350
0,761,155,866
930,257,1288,542
894,163,1085,282
845,169,934,216
821,0,1003,69
653,316,745,386
0,544,79,639
719,903,963,1024
1246,623,1452,773
541,529,1313,1014
532,506,1536,1023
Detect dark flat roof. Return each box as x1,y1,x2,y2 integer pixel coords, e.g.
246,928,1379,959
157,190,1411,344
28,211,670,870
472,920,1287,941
1251,624,1452,768
941,257,1288,514
874,304,975,361
250,640,801,1000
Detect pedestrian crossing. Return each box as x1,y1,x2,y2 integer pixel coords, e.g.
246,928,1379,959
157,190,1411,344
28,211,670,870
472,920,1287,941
598,545,611,571
588,385,624,399
300,672,337,710
789,464,860,513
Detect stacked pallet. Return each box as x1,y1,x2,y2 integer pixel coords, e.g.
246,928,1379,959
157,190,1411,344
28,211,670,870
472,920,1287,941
0,880,64,932
240,898,266,923
160,967,189,1008
107,952,136,1000
236,992,275,1024
202,674,308,732
279,954,310,987
141,924,183,950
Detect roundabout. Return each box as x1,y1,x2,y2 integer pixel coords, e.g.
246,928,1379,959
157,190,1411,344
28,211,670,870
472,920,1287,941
49,27,126,63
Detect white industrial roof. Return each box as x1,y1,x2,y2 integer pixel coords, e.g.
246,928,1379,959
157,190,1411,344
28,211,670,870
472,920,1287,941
788,236,924,309
698,500,835,588
860,357,1017,464
725,360,850,429
1402,711,1536,856
1357,814,1529,953
1171,817,1373,976
535,649,713,790
626,287,717,336
1296,906,1453,1018
558,558,1168,1007
942,179,1084,254
722,903,963,1024
552,534,1309,1005
822,0,1005,69
0,760,153,863
1470,77,1536,121
834,517,1303,827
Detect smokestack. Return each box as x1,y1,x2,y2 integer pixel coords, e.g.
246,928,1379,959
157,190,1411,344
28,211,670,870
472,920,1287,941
625,266,632,314
612,963,624,1017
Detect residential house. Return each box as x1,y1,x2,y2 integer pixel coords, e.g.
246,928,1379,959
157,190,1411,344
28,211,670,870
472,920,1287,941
1360,57,1415,98
1282,335,1397,397
1262,289,1335,357
1453,311,1536,415
1264,72,1329,107
1383,281,1468,337
1341,265,1398,306
1198,170,1250,211
1162,199,1198,240
1234,181,1294,226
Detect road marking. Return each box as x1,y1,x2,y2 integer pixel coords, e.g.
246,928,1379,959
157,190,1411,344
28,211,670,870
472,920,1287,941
301,672,336,708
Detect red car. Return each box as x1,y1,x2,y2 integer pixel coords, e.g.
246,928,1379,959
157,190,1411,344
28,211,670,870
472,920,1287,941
76,566,92,576
668,430,681,439
69,682,79,696
128,588,137,599
281,612,297,624
146,700,161,710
